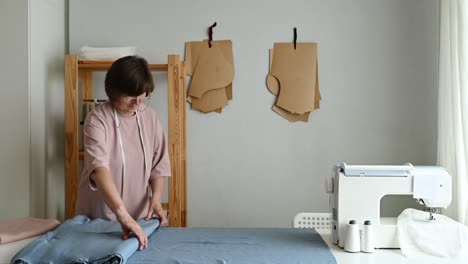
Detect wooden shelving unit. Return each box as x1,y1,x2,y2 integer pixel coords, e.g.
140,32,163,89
65,55,187,227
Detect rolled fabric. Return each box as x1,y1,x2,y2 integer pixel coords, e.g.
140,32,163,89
11,215,160,264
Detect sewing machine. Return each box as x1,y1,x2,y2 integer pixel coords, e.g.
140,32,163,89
328,163,451,249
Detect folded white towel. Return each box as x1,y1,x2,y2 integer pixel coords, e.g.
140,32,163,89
79,46,136,61
397,208,468,259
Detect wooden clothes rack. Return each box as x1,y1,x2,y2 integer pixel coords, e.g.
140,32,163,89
64,54,187,227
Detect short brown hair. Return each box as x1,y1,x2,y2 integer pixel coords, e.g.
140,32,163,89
105,56,154,102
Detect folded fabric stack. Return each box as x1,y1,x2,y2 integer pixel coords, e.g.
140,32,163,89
11,215,160,264
80,46,137,61
0,217,60,245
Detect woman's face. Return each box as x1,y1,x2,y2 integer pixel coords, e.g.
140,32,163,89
114,93,147,116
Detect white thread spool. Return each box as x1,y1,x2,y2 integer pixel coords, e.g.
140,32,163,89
344,220,360,252
361,220,374,253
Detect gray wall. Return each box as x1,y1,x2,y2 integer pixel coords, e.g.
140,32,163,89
69,0,439,227
0,0,31,221
0,0,67,221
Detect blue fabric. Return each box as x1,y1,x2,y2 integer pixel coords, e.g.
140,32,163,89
11,215,160,264
129,228,337,264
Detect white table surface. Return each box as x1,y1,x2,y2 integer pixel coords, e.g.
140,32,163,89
0,237,37,264
319,232,465,264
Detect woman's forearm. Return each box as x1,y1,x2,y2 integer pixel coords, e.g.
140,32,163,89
149,177,165,202
91,167,128,218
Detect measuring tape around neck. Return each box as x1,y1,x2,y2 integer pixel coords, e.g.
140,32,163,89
113,107,148,197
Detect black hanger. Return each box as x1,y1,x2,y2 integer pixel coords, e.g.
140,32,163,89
208,22,217,48
293,27,297,50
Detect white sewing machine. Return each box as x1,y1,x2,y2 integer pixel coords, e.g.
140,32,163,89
329,163,451,249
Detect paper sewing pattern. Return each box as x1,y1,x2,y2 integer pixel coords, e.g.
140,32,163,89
267,43,321,122
185,40,234,113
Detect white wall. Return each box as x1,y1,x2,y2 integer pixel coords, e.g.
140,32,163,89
0,0,31,221
30,0,67,220
69,0,439,227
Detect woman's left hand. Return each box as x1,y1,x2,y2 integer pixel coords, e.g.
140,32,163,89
145,199,168,226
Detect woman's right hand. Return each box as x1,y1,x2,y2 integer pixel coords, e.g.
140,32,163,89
116,208,148,250
89,168,148,250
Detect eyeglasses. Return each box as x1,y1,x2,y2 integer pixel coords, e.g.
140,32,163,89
121,94,151,112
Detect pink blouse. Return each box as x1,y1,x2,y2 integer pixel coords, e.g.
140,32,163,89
76,102,171,220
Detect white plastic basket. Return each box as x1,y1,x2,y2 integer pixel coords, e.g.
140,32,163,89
293,212,331,233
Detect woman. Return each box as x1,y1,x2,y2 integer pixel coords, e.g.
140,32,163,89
76,56,171,250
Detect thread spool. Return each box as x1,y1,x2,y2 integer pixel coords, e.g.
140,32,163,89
361,220,374,253
344,220,360,252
